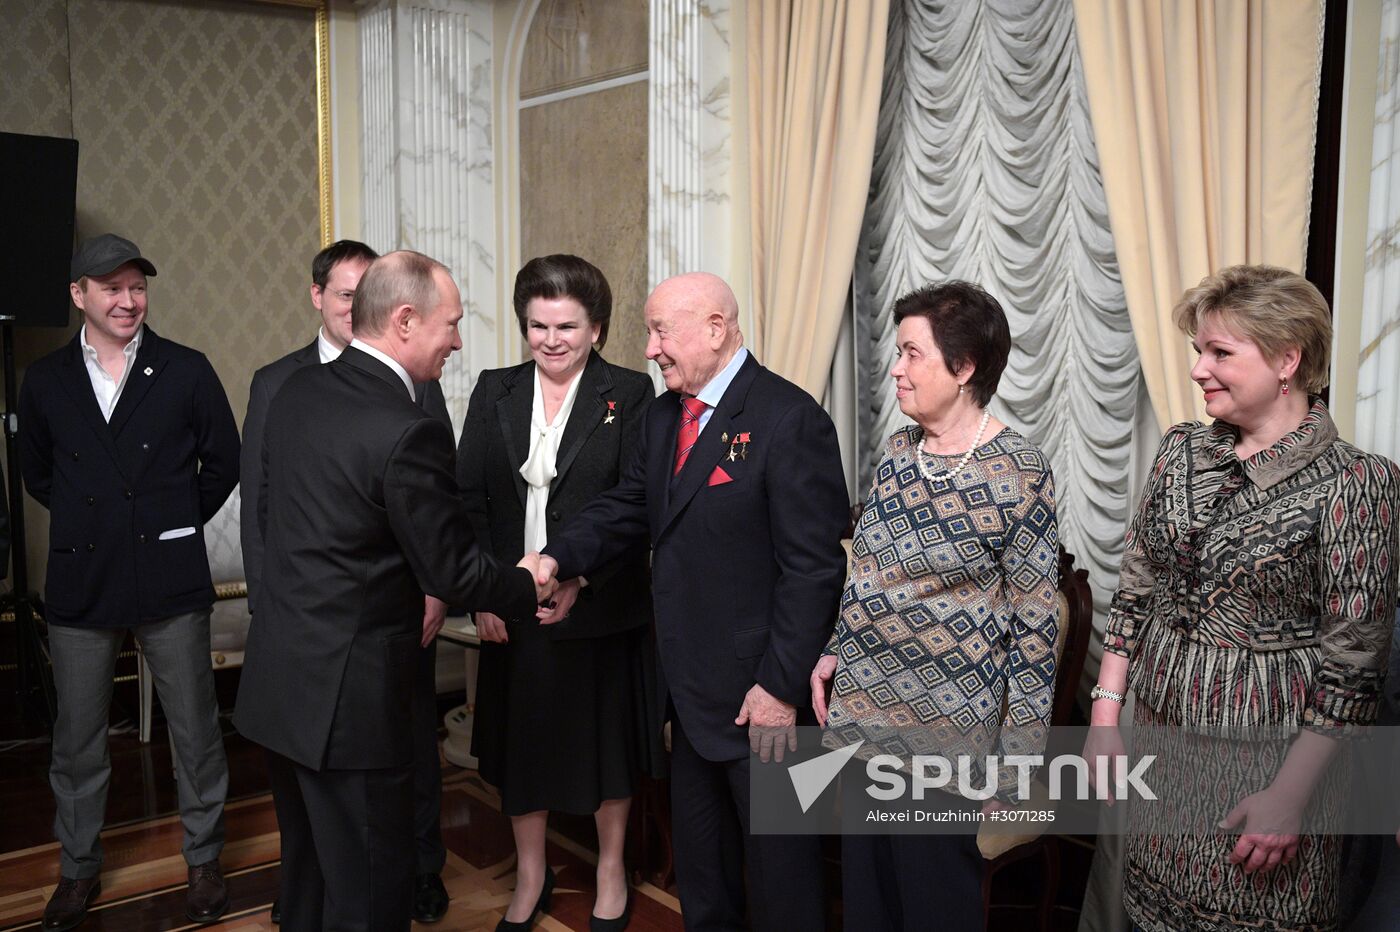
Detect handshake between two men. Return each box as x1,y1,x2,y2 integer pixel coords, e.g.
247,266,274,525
473,553,578,644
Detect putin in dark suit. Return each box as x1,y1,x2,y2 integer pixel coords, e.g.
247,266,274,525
532,272,850,931
19,234,241,931
240,239,455,922
233,251,544,932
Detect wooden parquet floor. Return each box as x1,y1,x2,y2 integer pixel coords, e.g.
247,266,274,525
0,753,684,932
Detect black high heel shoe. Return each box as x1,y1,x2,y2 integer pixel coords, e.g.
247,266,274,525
589,886,633,932
495,867,555,932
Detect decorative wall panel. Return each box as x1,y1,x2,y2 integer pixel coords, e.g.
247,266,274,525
0,0,72,139
520,81,650,372
521,0,648,99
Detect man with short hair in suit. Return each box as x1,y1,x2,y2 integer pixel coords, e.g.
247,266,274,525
20,233,241,931
530,272,850,930
233,251,546,932
240,239,454,923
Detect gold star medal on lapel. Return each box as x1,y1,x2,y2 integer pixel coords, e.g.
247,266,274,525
603,400,616,425
728,431,750,462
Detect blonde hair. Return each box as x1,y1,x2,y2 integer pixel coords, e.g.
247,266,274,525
1171,265,1332,393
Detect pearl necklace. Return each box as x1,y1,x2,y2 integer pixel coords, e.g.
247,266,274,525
917,409,990,484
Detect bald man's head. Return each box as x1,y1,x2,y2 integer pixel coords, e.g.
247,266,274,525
644,272,744,396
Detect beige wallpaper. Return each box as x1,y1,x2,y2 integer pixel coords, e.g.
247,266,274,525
521,0,648,99
520,81,650,374
0,0,323,587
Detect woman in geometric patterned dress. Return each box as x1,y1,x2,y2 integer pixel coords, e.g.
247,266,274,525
1085,265,1400,931
810,281,1061,932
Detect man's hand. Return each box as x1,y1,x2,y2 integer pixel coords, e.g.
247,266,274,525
735,683,797,763
420,595,447,647
809,655,837,726
518,552,558,603
475,611,509,643
537,578,580,625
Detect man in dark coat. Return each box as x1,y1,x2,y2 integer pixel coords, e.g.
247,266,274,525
233,250,544,932
240,239,455,922
534,272,850,931
20,233,241,930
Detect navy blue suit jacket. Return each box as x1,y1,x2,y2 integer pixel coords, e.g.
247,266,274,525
18,327,240,627
544,353,849,761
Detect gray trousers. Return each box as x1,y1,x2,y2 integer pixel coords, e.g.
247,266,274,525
48,610,228,879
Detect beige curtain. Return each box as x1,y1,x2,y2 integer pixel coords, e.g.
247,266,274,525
1073,0,1324,430
747,0,889,400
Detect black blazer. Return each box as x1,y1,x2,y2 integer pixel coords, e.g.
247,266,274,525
232,348,536,771
18,328,240,626
456,351,655,640
240,338,450,614
544,353,849,761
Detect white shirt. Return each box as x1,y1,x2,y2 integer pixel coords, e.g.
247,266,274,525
519,366,584,553
691,346,749,433
316,327,341,365
347,338,414,399
80,324,143,421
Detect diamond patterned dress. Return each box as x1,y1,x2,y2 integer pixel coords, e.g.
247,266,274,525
825,426,1060,796
1105,401,1400,931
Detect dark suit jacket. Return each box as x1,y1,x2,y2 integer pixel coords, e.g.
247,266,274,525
232,347,536,771
240,338,450,614
456,351,654,640
18,327,240,627
544,353,849,761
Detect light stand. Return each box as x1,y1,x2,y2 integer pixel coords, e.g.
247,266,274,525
1,314,56,730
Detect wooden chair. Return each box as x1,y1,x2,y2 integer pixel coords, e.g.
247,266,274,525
977,546,1093,931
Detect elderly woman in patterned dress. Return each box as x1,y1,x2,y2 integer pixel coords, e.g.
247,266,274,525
810,281,1060,932
1085,265,1400,932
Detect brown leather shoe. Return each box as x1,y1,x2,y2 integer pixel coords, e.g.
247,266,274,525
186,860,229,923
42,876,100,931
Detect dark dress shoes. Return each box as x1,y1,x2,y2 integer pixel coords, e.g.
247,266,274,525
590,887,634,932
413,872,450,923
495,867,554,931
185,859,229,923
42,876,100,931
270,897,281,923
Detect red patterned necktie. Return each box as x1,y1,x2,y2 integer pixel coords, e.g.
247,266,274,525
673,397,707,475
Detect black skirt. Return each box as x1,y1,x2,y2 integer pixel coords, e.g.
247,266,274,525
471,618,663,817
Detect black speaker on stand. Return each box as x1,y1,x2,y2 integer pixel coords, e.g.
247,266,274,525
0,130,81,731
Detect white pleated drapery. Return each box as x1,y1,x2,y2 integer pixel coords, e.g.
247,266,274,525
854,0,1141,633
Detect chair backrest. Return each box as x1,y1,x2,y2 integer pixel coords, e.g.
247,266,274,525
1049,547,1093,727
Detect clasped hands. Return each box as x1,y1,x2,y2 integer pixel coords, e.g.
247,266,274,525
478,553,578,644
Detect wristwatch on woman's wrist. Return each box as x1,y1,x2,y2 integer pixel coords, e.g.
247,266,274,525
1090,685,1125,704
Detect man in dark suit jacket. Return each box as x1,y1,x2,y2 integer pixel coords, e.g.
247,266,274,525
534,272,850,931
233,250,543,932
240,240,454,923
19,234,241,930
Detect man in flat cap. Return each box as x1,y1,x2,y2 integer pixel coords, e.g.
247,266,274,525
19,234,241,931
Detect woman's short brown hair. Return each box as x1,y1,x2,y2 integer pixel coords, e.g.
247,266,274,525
892,281,1011,407
513,254,612,350
1172,265,1332,393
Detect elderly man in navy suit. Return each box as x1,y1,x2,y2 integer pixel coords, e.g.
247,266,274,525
531,272,850,931
240,240,454,923
20,234,241,931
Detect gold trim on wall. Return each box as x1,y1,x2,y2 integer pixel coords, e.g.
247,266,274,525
238,0,333,244
315,2,333,245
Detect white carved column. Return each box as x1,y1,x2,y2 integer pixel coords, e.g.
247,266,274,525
649,0,735,287
360,0,496,422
